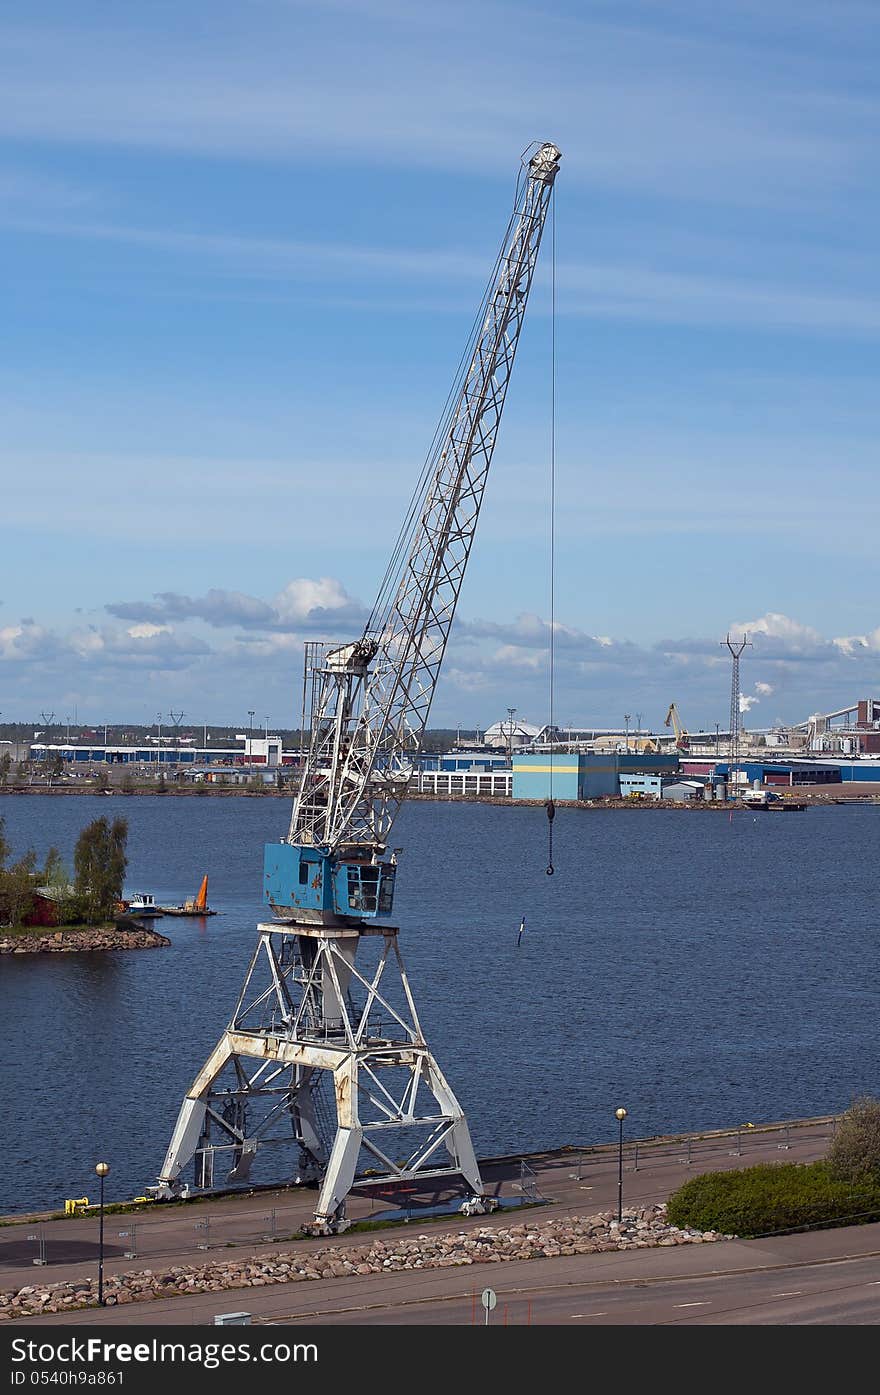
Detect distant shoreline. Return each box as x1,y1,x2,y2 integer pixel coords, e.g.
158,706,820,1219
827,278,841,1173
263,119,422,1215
2,787,876,809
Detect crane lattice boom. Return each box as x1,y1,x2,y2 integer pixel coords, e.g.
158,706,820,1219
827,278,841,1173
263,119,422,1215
287,142,561,864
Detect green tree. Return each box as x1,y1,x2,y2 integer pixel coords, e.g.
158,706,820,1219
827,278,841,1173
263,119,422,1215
0,751,11,786
94,768,109,791
0,850,37,926
73,816,129,924
120,770,135,794
827,1097,880,1183
42,846,70,889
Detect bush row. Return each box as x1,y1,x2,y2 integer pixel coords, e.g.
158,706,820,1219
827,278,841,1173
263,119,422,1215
667,1161,880,1237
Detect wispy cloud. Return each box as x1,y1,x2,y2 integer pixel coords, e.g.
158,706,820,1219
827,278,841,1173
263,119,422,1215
1,4,873,206
5,210,879,337
106,578,367,633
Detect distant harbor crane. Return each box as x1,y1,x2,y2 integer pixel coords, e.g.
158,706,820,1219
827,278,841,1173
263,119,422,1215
664,702,690,751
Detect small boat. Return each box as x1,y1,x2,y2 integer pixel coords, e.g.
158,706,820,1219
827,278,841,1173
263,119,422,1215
157,875,217,917
742,787,782,809
125,893,164,917
742,790,804,812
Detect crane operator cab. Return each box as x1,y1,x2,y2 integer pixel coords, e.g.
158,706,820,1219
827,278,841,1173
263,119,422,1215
263,842,396,922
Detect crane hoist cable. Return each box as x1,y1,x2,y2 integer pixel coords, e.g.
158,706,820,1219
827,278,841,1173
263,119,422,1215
546,185,557,876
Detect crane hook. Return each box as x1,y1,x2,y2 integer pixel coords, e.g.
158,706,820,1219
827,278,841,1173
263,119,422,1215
545,798,555,875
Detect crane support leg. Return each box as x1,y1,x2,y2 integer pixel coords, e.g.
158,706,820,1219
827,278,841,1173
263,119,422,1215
424,1057,483,1194
150,923,492,1227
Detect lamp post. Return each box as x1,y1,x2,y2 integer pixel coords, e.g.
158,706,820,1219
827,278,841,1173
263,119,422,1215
95,1162,110,1304
615,1107,627,1223
624,714,630,753
248,710,255,773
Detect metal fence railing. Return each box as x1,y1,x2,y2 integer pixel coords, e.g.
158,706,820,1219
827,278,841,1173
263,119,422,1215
566,1116,839,1185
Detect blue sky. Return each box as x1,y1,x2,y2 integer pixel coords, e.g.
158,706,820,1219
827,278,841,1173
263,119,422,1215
2,0,880,732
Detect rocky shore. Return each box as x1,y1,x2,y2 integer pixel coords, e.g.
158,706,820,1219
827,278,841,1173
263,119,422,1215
0,923,171,954
0,1205,729,1319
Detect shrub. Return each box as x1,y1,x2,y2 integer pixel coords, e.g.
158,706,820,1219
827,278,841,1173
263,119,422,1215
667,1161,880,1237
827,1097,880,1183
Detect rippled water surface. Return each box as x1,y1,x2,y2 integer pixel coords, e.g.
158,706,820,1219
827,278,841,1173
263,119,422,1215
2,794,878,1213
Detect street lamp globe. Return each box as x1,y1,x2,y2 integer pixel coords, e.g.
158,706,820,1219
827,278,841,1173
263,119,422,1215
615,1107,627,1122
95,1162,110,1178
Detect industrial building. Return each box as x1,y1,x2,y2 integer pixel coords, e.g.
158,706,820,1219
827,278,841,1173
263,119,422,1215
619,772,708,801
513,752,680,801
419,751,509,773
415,769,512,797
686,760,843,788
28,735,288,768
482,718,547,750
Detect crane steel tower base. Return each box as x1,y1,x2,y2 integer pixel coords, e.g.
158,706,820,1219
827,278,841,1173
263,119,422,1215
153,919,489,1232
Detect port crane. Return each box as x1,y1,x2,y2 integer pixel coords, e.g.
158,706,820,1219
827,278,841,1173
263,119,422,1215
152,142,562,1232
664,702,690,751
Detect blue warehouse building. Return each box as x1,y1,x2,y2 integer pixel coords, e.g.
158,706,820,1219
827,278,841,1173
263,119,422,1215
513,752,680,801
712,761,842,787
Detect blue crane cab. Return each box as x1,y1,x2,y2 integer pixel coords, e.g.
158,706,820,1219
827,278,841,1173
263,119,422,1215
263,842,396,921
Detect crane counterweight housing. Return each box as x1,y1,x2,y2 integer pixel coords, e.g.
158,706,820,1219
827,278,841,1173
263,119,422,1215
153,141,561,1232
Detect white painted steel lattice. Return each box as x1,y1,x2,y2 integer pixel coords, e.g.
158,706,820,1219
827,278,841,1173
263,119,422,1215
156,923,483,1230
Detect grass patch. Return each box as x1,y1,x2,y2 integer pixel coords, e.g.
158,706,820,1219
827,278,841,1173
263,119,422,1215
1,922,120,939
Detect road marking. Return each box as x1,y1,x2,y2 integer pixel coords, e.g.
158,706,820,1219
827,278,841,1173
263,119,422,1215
673,1301,710,1308
570,1312,607,1319
772,1291,802,1298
